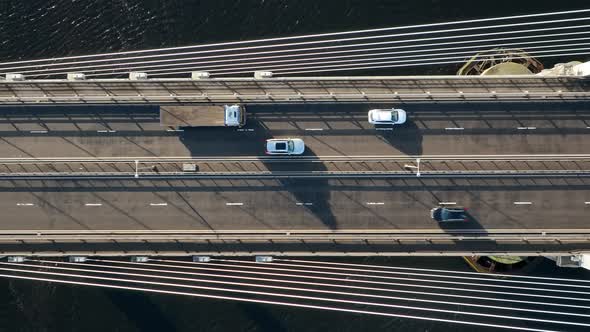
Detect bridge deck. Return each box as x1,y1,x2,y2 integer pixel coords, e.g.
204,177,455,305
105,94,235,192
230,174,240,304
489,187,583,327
0,102,588,255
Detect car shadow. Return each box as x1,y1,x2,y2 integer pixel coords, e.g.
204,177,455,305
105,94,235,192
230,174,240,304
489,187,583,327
433,207,498,250
376,120,423,156
261,146,338,230
435,208,488,234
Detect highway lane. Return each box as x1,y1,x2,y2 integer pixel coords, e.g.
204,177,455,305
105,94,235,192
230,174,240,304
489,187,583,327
0,102,588,157
0,178,588,232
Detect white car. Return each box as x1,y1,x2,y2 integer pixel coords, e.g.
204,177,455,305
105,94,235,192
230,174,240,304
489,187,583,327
368,108,407,125
265,138,305,155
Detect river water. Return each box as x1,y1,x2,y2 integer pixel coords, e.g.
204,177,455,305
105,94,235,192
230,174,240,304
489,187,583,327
0,1,589,331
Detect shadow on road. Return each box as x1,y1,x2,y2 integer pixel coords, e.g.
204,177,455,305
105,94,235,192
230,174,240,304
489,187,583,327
261,146,338,230
435,208,488,235
178,123,339,230
376,120,423,156
433,206,498,251
178,120,268,156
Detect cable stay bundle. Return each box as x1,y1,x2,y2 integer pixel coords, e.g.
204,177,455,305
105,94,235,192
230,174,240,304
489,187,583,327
0,257,589,332
0,9,589,77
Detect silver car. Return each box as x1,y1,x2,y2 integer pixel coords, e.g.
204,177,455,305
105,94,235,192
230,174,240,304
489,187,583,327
265,138,305,155
368,108,407,125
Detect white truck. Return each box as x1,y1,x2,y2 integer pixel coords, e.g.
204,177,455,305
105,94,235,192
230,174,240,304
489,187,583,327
160,104,246,129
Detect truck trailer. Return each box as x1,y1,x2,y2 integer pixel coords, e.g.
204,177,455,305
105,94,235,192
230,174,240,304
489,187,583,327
160,104,246,129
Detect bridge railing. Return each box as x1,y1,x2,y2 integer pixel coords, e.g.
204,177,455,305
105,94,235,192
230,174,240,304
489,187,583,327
0,75,587,103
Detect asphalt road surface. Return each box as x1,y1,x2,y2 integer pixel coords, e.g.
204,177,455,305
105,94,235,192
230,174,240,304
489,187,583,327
0,101,588,158
0,102,588,237
0,177,588,232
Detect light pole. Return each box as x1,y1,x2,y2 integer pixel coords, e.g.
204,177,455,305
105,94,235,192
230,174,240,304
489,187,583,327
403,158,421,177
134,161,157,178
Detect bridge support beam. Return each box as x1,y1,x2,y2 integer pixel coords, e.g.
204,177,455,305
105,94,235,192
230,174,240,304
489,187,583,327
545,254,590,270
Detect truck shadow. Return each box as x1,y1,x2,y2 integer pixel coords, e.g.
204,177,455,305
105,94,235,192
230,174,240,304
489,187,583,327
178,120,269,156
376,120,423,156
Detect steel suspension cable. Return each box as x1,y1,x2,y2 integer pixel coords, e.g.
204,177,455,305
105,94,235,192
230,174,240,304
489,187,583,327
1,15,589,73
1,8,589,69
78,37,590,77
141,259,590,309
149,259,590,302
0,273,555,332
53,42,588,78
151,50,590,76
24,260,590,319
71,260,588,310
125,46,590,77
17,29,590,77
8,25,590,76
273,52,590,75
194,259,590,296
224,260,590,289
277,258,590,283
1,263,587,328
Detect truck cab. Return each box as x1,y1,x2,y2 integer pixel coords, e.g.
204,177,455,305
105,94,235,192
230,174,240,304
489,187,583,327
224,105,246,127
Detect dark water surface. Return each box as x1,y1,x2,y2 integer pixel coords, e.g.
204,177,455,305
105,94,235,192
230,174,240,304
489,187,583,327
1,257,589,332
1,0,589,73
0,1,589,331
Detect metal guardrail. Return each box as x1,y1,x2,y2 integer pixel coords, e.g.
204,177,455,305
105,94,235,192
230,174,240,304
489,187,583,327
0,156,588,179
0,234,587,257
1,251,587,257
2,154,590,162
0,76,587,103
0,230,588,241
1,92,589,104
0,171,589,180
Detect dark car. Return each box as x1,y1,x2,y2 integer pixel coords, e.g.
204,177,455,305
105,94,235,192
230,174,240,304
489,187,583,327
430,207,468,222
